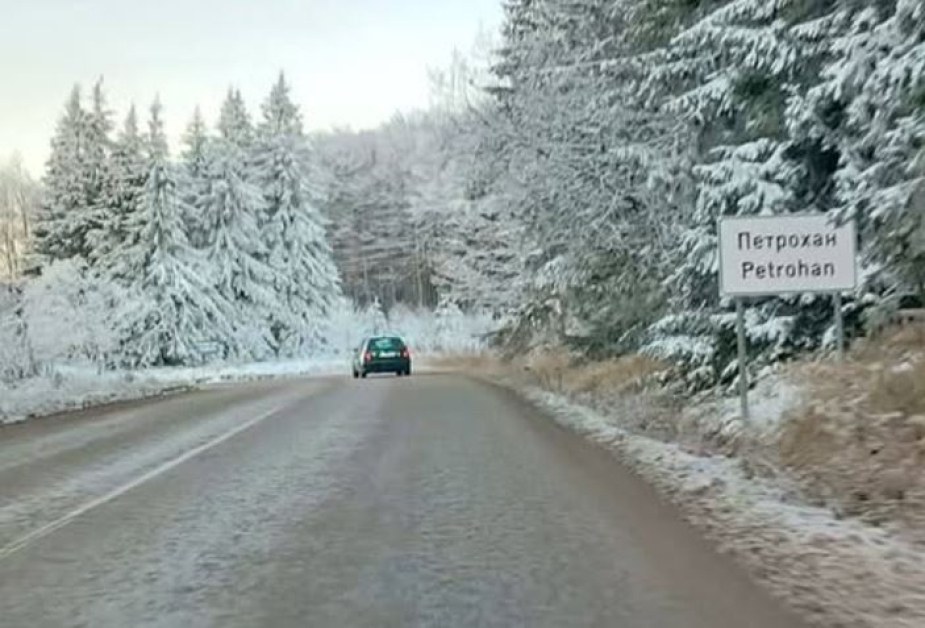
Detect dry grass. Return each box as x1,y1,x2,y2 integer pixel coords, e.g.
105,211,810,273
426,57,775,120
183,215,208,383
779,324,925,540
438,348,682,442
851,320,925,363
428,351,508,376
562,355,666,395
511,350,666,394
520,351,574,392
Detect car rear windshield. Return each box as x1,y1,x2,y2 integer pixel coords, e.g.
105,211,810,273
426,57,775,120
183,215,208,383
369,337,405,351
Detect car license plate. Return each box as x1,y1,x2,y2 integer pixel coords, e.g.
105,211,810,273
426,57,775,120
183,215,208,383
381,352,397,358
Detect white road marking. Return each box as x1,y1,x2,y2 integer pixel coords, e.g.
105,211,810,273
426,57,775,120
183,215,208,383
0,405,284,562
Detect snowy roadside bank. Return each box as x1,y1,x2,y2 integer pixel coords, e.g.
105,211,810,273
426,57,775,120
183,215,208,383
525,386,925,628
0,357,348,426
448,351,925,628
0,352,463,426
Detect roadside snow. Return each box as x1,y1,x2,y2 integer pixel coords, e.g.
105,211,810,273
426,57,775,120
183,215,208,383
0,357,348,425
524,386,925,628
141,357,348,386
678,371,805,451
1,369,182,426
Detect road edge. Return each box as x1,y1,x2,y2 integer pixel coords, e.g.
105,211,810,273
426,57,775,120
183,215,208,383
467,372,925,628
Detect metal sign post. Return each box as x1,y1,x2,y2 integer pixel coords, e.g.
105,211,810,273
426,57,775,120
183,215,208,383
735,298,750,421
834,292,845,361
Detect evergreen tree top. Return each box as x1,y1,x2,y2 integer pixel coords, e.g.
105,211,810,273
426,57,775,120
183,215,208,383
184,107,207,146
89,78,113,129
218,88,253,148
44,84,87,181
121,105,139,143
182,106,210,170
260,72,303,137
113,105,144,169
48,85,85,153
64,84,82,120
147,98,169,162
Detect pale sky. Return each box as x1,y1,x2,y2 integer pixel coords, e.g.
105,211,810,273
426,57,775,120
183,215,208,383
0,0,502,174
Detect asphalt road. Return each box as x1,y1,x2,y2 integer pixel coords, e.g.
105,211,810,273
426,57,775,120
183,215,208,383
0,373,807,627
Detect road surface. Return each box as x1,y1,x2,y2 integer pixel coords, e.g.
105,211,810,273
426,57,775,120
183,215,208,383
0,373,807,627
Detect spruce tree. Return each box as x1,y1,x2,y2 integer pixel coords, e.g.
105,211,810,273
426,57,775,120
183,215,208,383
92,106,146,276
254,73,342,356
217,88,254,152
180,106,211,247
198,133,279,359
791,0,925,295
33,86,90,265
34,81,116,267
84,78,114,261
120,99,238,366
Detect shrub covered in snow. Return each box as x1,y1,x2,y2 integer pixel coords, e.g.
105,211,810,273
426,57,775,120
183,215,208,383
20,261,126,367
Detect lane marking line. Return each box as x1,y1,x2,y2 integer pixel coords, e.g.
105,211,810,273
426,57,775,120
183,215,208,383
0,404,284,562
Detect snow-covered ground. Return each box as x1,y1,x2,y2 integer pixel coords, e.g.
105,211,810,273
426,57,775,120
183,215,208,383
0,356,348,425
0,300,497,426
493,367,925,628
0,351,469,426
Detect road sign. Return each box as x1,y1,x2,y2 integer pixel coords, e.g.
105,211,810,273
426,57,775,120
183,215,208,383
195,341,223,361
719,214,857,297
718,214,858,421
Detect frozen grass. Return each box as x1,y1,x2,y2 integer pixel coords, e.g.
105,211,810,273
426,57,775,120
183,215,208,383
524,351,666,396
779,324,925,542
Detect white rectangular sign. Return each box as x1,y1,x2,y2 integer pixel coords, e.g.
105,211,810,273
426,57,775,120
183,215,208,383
719,214,857,297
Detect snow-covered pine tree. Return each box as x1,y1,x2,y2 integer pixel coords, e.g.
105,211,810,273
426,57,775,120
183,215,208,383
254,73,342,356
636,0,844,384
92,106,147,276
180,106,211,248
32,86,91,266
182,107,210,176
119,99,238,366
791,0,925,299
33,81,116,268
197,131,279,359
83,78,115,263
647,0,812,301
218,88,254,153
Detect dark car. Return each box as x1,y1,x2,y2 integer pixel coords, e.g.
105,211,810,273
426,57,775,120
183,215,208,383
352,336,412,378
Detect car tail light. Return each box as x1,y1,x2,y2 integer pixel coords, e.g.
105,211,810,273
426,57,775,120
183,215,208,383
364,351,373,363
401,348,410,359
